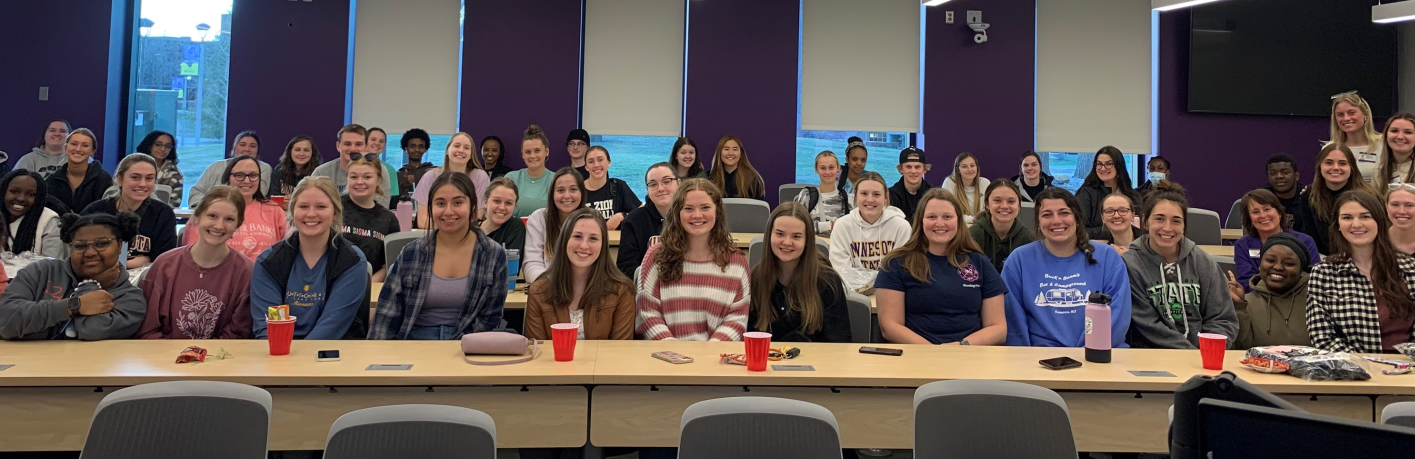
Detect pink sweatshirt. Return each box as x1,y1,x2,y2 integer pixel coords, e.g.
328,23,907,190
184,200,288,260
137,245,254,339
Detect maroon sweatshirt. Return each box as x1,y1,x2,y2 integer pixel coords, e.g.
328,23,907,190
137,245,254,339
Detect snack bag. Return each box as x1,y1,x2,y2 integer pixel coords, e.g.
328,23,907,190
1288,352,1371,382
1240,345,1323,374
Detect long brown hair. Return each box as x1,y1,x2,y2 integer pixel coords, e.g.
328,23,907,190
709,135,764,199
655,178,739,283
539,208,632,311
543,167,587,259
883,188,982,283
947,152,983,215
1033,187,1099,264
1327,189,1413,320
1375,112,1415,192
751,202,836,334
1309,143,1375,222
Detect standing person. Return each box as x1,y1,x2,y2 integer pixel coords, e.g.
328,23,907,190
81,154,177,268
507,124,554,217
480,178,525,256
312,124,392,208
669,137,706,179
481,136,514,179
1230,189,1320,292
1294,143,1376,255
888,147,933,219
708,135,766,200
1307,189,1415,352
16,119,70,178
270,135,320,198
182,155,288,260
250,177,370,340
395,128,437,200
618,162,678,278
877,189,1007,345
637,179,751,341
1122,181,1238,349
523,168,586,284
1225,233,1312,349
1327,92,1384,184
1010,151,1054,203
793,150,850,236
1092,193,1142,254
969,179,1034,270
1075,146,1140,238
189,131,272,205
1002,188,1132,348
364,127,401,201
370,173,507,340
1264,154,1308,227
341,159,400,282
0,212,146,341
412,132,490,227
1,170,64,257
1373,112,1415,191
841,136,870,202
582,146,641,230
830,172,912,293
1389,183,1415,255
749,202,852,343
45,128,113,213
525,208,635,340
135,130,183,207
1136,156,1171,194
940,152,990,225
566,129,591,178
136,186,253,339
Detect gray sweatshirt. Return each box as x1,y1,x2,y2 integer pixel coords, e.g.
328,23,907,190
188,158,273,205
0,258,146,340
15,147,67,178
1121,235,1239,349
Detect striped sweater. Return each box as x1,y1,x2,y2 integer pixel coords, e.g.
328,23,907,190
636,244,751,341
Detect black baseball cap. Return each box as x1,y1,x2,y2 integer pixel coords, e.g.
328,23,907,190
899,147,926,164
567,129,590,144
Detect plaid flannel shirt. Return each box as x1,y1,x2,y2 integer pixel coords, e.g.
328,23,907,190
1306,255,1415,353
369,228,508,340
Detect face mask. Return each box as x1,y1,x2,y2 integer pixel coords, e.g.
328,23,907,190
1148,172,1166,183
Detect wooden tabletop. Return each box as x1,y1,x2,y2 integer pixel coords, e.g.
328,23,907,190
1198,245,1231,257
1220,228,1242,241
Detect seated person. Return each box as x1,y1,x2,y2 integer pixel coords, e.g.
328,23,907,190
524,167,586,284
0,169,64,257
189,130,273,205
830,172,912,294
969,179,1034,270
1089,192,1143,254
183,155,287,260
707,136,766,200
525,208,635,340
480,178,526,257
637,179,750,341
1225,233,1311,349
1231,189,1320,292
0,212,146,340
250,177,370,340
82,153,178,268
1002,188,1131,347
618,162,679,278
1011,151,1054,202
793,151,850,236
137,186,253,339
582,146,641,230
1136,155,1170,193
1264,154,1308,225
888,147,933,219
748,203,851,343
340,159,400,282
939,152,989,225
370,172,507,340
1308,189,1415,352
877,189,1005,345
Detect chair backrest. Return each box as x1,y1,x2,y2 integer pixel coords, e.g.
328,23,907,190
779,184,811,206
914,379,1076,459
1382,402,1415,428
1017,201,1037,233
323,404,496,459
723,198,771,233
1224,199,1244,229
679,397,842,459
1213,255,1235,278
845,291,872,343
1186,208,1223,245
749,236,829,268
80,381,272,459
154,184,173,206
383,230,426,262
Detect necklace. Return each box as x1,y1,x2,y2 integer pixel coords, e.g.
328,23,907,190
1266,299,1298,334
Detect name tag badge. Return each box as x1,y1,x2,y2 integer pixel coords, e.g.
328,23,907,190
1249,249,1260,259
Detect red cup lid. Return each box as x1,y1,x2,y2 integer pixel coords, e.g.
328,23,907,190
551,323,579,330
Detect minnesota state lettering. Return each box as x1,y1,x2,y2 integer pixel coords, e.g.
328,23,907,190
1145,282,1201,323
851,240,896,269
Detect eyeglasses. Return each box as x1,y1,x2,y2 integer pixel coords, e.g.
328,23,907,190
230,173,261,182
352,153,381,162
71,238,115,253
646,176,679,190
1095,161,1116,169
1331,90,1359,100
1102,208,1132,217
567,141,588,148
1390,181,1415,193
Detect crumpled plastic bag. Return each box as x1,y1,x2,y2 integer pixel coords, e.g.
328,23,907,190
1241,345,1371,381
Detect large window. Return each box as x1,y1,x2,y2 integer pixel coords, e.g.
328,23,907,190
381,133,453,175
129,0,234,207
796,130,906,188
593,135,680,198
1039,152,1143,193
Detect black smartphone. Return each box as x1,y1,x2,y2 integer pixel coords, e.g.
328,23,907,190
317,350,341,362
1039,356,1082,370
859,346,903,356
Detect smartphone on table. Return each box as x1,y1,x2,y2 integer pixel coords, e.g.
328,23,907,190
1039,356,1082,371
651,351,693,364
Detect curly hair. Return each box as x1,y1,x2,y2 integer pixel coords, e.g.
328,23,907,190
655,178,740,283
60,211,140,245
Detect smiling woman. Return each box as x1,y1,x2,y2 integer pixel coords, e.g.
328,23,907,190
81,153,178,269
182,155,287,260
0,170,64,257
1231,189,1320,293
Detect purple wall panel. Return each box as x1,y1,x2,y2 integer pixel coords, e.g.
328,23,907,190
460,0,582,171
226,0,352,166
922,0,1036,185
684,0,800,203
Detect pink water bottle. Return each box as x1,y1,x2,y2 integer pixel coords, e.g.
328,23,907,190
1084,292,1112,363
396,201,414,232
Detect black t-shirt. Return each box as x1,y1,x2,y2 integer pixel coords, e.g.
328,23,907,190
1021,181,1046,203
81,198,178,262
585,178,642,220
340,195,401,272
487,216,526,257
747,270,853,343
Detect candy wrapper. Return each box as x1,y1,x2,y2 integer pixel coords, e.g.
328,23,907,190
1240,345,1324,373
1397,343,1415,360
176,346,207,363
720,353,746,366
1240,345,1370,381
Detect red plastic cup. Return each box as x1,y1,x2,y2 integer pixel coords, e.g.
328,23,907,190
1198,333,1227,370
267,318,297,356
551,323,579,362
272,195,286,209
744,332,772,372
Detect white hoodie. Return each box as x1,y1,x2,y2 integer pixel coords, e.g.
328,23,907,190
829,205,912,291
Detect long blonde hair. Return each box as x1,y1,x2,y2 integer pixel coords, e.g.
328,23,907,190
882,188,981,283
444,132,484,172
751,202,835,335
947,152,983,215
1328,92,1382,148
288,176,344,236
655,178,739,283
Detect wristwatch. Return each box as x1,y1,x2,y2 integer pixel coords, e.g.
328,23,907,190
67,296,81,317
959,338,971,346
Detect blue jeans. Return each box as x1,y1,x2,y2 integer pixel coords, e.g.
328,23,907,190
407,324,460,340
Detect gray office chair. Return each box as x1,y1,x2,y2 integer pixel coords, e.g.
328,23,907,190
323,404,496,459
1224,199,1244,229
1382,402,1415,428
79,381,272,459
383,230,426,262
679,397,842,459
748,235,830,267
914,379,1076,459
1186,208,1223,245
1213,255,1235,277
723,198,771,233
1017,201,1037,234
779,184,811,205
846,291,872,343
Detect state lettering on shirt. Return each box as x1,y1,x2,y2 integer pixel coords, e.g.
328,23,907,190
851,240,898,268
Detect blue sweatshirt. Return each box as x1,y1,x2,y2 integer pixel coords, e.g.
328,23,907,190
250,241,368,340
1002,241,1131,347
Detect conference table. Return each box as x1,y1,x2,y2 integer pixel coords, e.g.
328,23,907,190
0,340,1411,453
